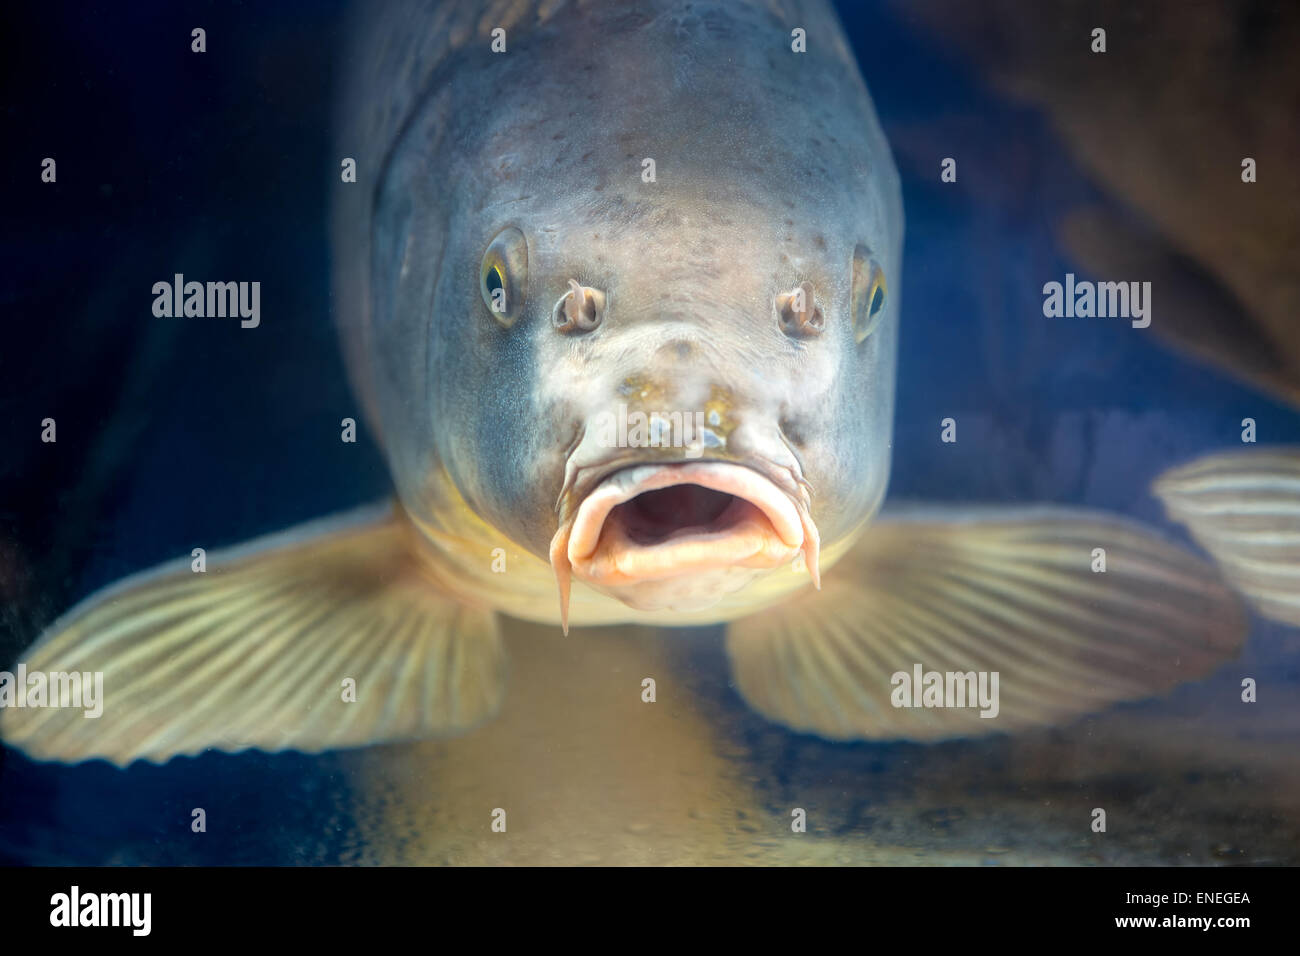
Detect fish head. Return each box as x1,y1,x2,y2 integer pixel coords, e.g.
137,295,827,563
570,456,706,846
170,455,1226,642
451,177,899,619
362,6,902,620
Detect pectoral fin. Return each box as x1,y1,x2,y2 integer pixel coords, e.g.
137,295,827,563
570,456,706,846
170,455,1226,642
1155,449,1300,626
726,509,1245,741
0,504,506,766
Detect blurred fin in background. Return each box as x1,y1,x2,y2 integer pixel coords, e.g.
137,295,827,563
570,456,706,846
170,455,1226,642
898,0,1300,407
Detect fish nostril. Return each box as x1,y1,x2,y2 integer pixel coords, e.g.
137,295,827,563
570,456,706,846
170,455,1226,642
554,279,604,333
777,280,823,337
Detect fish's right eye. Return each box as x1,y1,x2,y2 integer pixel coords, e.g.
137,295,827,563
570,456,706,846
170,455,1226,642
480,226,528,327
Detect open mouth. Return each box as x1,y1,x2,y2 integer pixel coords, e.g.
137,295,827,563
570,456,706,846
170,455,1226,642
613,485,747,545
549,461,819,629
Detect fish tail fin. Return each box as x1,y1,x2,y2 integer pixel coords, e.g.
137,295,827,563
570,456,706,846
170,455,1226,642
1154,448,1300,627
0,503,506,766
726,508,1246,741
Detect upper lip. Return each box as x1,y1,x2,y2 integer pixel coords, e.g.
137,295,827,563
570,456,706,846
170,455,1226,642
556,451,813,527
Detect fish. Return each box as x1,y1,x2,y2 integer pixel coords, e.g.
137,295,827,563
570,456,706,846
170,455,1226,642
896,0,1300,408
0,0,1247,766
889,0,1300,640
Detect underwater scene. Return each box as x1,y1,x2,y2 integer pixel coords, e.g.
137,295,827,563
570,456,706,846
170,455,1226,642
1,0,1298,872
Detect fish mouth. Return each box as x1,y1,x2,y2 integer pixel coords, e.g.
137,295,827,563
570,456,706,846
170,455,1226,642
549,460,820,631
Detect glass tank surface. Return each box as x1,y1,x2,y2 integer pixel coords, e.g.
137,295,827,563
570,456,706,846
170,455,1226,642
0,0,1297,870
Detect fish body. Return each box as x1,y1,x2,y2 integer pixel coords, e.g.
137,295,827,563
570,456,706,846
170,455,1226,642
1,0,1249,765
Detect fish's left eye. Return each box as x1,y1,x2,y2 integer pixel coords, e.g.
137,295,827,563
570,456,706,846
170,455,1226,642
480,226,528,327
851,244,887,344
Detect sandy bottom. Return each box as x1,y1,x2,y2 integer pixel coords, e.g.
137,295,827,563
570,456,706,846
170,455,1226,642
338,618,1300,865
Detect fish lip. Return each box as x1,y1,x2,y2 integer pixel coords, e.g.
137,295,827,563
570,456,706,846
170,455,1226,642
566,460,808,568
557,452,811,525
548,450,820,630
